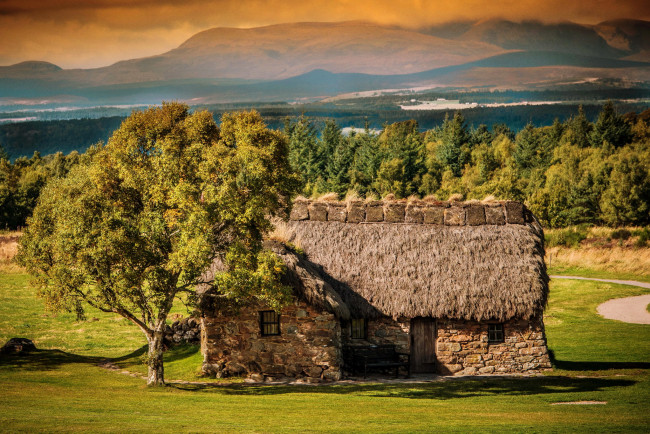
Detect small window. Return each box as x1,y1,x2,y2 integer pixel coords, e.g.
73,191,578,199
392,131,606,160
260,311,280,336
488,323,504,343
351,318,366,339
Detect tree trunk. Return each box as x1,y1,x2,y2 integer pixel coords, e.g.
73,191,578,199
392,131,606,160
146,330,165,386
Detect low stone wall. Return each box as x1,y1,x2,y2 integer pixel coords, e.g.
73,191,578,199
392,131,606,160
290,198,531,226
165,317,200,344
436,316,552,375
201,301,342,382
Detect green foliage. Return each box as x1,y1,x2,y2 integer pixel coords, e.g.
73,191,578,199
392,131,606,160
610,229,632,240
545,226,589,248
633,228,650,248
0,150,84,229
15,103,300,385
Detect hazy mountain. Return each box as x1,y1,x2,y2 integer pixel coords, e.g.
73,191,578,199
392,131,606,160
0,61,62,78
0,21,505,85
594,19,650,61
1,20,649,106
455,19,625,58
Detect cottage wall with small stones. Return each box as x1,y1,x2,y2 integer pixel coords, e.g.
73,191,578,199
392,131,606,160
435,315,552,375
201,300,342,382
341,315,551,376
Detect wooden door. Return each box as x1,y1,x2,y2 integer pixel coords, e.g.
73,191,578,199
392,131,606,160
410,317,436,373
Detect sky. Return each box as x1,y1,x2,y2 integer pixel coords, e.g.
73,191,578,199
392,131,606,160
1,0,648,69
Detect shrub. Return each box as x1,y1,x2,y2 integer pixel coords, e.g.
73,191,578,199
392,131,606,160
633,228,650,248
611,229,632,240
545,226,588,248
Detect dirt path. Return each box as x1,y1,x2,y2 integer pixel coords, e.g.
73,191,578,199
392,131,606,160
550,275,650,325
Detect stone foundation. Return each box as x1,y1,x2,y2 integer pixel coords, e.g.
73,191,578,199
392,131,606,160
435,316,552,375
201,301,342,382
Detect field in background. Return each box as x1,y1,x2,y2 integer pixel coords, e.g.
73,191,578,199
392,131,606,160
544,226,650,281
0,232,20,274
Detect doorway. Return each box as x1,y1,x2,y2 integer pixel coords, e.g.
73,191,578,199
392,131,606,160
410,317,436,373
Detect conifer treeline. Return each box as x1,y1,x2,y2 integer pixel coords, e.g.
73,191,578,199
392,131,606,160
285,102,650,227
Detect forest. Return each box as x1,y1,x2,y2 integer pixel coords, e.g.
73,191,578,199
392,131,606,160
1,102,649,230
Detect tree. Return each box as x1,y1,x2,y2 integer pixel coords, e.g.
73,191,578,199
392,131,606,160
437,112,469,177
17,103,300,386
589,101,632,148
600,145,650,226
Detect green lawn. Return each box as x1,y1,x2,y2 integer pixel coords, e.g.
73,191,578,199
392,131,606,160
1,270,649,432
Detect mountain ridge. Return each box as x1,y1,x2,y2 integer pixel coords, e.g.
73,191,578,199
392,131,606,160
1,20,649,105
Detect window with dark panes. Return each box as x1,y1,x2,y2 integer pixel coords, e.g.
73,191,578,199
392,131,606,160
351,318,366,339
487,323,504,343
260,310,280,336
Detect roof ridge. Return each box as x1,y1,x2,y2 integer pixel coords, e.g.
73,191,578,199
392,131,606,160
290,198,532,226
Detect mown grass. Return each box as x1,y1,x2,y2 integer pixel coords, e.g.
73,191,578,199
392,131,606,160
1,271,649,432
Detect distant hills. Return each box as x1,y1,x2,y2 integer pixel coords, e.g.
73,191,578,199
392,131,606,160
1,19,649,106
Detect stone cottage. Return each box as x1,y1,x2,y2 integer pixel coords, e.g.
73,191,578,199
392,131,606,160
200,198,552,381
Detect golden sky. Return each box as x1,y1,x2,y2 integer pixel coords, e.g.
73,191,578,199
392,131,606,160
1,0,648,68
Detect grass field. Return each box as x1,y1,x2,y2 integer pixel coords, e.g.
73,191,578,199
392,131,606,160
1,266,649,432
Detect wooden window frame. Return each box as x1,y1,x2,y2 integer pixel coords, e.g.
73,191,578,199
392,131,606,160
259,310,280,336
350,318,367,340
487,323,504,344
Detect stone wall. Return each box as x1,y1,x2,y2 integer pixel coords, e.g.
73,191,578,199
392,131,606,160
435,315,552,375
164,316,200,344
342,317,410,353
339,315,550,376
201,300,342,382
290,198,532,226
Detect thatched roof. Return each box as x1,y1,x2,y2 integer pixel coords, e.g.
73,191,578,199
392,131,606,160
280,199,548,321
201,199,548,322
197,241,350,320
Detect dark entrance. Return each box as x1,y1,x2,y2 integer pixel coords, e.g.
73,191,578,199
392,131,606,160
410,317,436,373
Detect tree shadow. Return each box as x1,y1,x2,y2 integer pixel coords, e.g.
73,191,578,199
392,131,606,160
0,349,100,371
0,342,200,373
170,376,636,400
553,360,650,371
111,345,147,362
548,350,650,371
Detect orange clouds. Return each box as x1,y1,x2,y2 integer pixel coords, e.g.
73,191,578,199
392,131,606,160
1,0,648,68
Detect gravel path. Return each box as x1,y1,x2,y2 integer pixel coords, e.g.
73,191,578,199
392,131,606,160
550,275,650,325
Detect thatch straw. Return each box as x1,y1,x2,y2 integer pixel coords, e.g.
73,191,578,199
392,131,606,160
422,195,439,203
284,220,548,321
266,241,350,320
448,193,463,202
316,192,339,202
344,190,362,202
482,195,497,203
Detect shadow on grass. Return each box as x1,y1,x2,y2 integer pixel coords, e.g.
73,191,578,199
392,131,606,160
170,376,637,400
553,360,650,370
0,347,642,401
0,349,100,371
548,350,650,371
0,343,199,371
